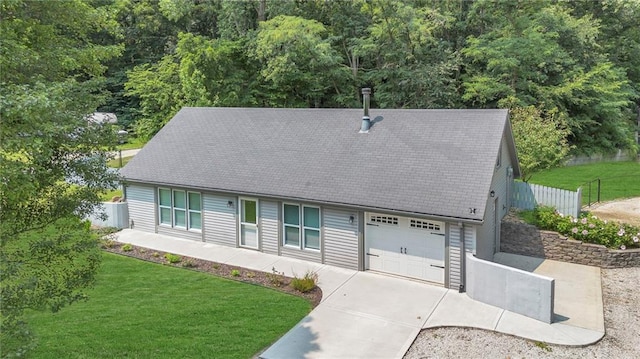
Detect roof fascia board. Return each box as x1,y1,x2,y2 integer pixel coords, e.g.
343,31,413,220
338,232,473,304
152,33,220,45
123,179,484,225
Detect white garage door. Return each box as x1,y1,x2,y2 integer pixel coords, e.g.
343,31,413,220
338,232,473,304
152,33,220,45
365,213,445,284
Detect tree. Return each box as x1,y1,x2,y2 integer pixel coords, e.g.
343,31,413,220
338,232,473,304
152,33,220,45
510,106,571,182
359,0,461,108
249,15,349,107
462,1,636,154
0,1,122,356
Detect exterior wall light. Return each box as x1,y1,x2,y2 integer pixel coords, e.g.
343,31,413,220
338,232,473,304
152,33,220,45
490,190,495,197
349,215,355,224
227,200,234,208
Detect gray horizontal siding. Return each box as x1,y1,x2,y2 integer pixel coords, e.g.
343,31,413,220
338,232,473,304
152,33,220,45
449,224,477,290
157,225,202,241
280,246,322,264
449,224,462,290
323,208,359,270
203,193,236,247
260,200,279,255
126,185,155,233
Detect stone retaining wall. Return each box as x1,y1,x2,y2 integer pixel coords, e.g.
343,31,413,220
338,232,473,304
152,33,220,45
501,221,640,268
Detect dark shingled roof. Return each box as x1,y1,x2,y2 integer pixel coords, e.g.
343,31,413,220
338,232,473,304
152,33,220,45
121,107,518,222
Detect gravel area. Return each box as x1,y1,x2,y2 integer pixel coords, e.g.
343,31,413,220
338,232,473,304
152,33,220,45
404,267,640,358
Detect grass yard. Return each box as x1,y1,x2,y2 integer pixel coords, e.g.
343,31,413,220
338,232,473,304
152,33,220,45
107,155,133,168
117,137,146,150
529,161,640,204
27,253,311,359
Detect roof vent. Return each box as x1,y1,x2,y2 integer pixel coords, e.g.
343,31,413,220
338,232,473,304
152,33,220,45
359,88,371,133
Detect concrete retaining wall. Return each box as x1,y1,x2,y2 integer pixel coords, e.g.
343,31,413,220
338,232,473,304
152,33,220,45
466,253,555,323
89,201,129,229
501,221,640,268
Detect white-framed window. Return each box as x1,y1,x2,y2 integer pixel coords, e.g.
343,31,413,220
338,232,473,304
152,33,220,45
283,203,320,250
157,188,201,231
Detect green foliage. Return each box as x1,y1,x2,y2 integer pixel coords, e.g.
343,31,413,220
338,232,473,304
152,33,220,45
291,271,319,293
462,1,637,154
249,15,350,107
121,244,133,252
534,341,552,352
0,1,123,355
1,218,102,357
230,269,241,277
535,206,640,249
516,210,537,226
125,55,184,141
510,106,572,182
163,253,182,264
361,0,461,108
26,254,311,358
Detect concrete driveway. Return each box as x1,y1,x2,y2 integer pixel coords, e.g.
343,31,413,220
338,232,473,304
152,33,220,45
260,272,447,359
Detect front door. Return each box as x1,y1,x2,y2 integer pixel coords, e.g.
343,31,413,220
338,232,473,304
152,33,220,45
239,198,258,248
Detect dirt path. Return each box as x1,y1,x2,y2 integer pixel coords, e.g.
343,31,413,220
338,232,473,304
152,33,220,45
585,197,640,227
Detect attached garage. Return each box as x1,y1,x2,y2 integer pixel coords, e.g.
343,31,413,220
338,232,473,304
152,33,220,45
364,213,446,284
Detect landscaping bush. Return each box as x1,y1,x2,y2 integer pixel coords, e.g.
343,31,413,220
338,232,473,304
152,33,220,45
121,243,133,252
535,206,640,249
164,253,182,264
291,271,319,293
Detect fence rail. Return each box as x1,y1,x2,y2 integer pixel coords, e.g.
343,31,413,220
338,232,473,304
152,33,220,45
512,182,582,217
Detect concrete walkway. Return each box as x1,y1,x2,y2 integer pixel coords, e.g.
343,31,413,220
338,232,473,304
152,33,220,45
115,230,605,359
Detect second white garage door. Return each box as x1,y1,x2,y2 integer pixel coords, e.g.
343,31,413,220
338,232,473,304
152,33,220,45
365,213,445,284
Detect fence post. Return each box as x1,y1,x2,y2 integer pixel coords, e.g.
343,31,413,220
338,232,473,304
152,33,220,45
575,187,582,218
597,178,601,203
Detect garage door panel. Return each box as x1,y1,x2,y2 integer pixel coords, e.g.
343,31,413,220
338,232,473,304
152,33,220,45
365,213,445,284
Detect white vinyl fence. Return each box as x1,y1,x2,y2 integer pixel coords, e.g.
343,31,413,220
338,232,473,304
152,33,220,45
88,201,129,229
512,182,582,218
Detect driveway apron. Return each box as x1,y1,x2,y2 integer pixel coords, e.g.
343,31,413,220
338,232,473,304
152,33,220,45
260,272,447,359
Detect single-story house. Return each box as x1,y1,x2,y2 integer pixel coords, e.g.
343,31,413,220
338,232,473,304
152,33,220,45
120,91,520,291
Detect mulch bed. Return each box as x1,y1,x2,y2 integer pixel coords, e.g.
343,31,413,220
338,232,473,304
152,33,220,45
101,240,323,308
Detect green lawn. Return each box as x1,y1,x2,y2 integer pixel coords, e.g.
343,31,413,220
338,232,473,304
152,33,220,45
27,253,311,359
528,161,640,203
117,137,146,150
107,155,133,168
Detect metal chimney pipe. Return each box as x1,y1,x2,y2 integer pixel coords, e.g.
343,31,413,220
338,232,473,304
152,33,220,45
360,88,371,133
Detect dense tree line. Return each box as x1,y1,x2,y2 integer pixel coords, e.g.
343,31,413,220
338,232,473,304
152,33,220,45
98,0,640,156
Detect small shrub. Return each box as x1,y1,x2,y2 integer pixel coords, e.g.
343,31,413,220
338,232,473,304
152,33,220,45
266,267,285,287
212,263,220,270
164,253,182,264
246,272,256,278
122,243,133,252
100,239,117,249
182,259,197,268
152,252,160,258
140,249,146,254
291,270,318,293
230,269,241,277
534,341,552,352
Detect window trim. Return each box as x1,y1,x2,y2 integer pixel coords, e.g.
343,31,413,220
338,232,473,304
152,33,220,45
158,188,172,226
282,202,321,251
157,188,201,232
302,205,321,251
